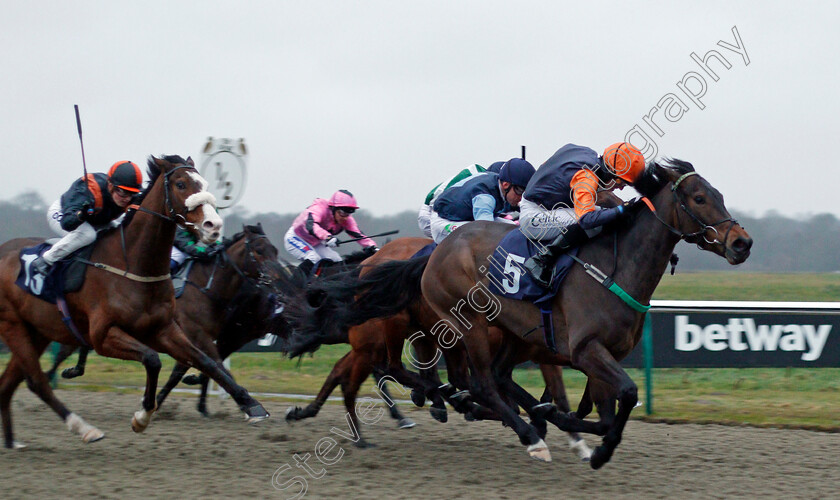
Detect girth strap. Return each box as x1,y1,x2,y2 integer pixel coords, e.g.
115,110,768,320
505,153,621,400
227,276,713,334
73,257,170,283
567,254,651,313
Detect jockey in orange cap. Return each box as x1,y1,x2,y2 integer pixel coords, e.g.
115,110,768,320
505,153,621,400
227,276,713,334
520,142,647,287
32,161,143,276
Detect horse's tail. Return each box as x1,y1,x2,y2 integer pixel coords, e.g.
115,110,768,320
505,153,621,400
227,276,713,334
282,255,430,358
343,254,430,326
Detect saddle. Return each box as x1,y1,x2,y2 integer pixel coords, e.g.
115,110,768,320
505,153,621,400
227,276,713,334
15,242,95,304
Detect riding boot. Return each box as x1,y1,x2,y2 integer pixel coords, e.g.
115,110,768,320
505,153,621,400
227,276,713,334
298,260,315,278
523,223,589,288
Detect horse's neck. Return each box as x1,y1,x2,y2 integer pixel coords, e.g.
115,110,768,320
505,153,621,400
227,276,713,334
199,254,248,303
119,186,176,276
610,187,681,304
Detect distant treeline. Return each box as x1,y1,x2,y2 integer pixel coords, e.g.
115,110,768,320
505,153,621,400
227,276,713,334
0,191,835,272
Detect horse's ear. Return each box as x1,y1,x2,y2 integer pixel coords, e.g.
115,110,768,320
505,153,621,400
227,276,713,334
186,156,195,166
152,156,171,172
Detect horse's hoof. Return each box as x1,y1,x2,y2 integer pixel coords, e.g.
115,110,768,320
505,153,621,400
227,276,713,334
464,411,476,422
569,437,593,462
353,440,376,449
61,367,84,379
410,388,426,408
450,390,471,404
131,415,149,433
429,406,448,423
397,417,416,429
589,445,611,470
6,441,26,450
82,428,105,443
527,439,552,462
244,403,270,423
181,374,201,385
284,407,300,421
197,407,210,418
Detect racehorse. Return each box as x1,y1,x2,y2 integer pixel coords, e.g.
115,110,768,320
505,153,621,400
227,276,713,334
0,155,269,448
284,237,592,459
310,159,752,468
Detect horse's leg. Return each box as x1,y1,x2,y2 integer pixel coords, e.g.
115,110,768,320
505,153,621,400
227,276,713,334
149,324,269,422
286,351,353,422
44,344,76,381
0,357,28,448
571,379,594,419
62,346,90,379
94,326,163,433
154,363,190,411
340,350,375,449
4,329,104,444
573,340,639,470
371,368,415,429
539,364,592,461
459,328,550,461
193,337,243,417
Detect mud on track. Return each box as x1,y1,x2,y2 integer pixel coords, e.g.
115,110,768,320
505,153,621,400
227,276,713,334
0,389,838,499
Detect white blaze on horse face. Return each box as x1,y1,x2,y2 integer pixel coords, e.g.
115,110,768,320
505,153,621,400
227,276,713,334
185,172,223,244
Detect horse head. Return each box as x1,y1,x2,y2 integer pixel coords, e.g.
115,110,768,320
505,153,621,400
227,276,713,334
227,223,285,288
146,155,223,244
637,159,752,265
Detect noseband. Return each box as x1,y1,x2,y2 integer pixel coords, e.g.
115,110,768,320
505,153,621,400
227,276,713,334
648,171,739,246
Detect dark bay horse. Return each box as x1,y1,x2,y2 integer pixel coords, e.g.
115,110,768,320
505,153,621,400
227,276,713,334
0,155,269,448
285,237,592,458
322,159,752,467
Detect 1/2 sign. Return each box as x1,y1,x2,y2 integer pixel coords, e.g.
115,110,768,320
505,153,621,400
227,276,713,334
199,137,248,210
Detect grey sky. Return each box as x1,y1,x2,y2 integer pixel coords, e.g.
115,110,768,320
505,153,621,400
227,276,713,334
1,1,837,219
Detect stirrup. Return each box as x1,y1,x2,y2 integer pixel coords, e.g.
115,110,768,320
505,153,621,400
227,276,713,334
524,256,553,288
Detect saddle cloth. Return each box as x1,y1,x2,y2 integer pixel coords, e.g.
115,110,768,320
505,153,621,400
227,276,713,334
486,228,577,309
15,243,94,304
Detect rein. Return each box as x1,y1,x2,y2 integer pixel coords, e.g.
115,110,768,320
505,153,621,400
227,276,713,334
76,163,211,282
567,170,735,314
645,171,739,245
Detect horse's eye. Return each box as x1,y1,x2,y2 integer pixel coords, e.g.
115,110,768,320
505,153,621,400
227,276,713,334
176,181,186,190
256,249,265,256
694,195,705,204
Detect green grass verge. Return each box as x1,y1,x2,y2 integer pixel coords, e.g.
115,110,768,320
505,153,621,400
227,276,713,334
652,272,840,301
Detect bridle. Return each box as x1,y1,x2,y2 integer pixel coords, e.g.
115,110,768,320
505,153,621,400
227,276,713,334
646,171,739,247
127,164,209,229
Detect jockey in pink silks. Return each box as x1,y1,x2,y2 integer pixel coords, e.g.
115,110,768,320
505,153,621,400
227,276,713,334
284,190,378,277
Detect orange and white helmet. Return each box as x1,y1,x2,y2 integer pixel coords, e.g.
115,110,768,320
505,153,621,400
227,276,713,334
603,143,645,184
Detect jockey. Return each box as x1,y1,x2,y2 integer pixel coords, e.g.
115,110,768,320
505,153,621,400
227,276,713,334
417,161,507,238
32,161,143,275
284,190,377,276
170,228,224,273
429,158,535,244
521,142,646,287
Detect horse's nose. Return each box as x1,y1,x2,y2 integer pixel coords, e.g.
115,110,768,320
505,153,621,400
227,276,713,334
732,236,753,255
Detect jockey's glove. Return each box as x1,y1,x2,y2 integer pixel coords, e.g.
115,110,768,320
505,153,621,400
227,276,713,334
325,237,338,248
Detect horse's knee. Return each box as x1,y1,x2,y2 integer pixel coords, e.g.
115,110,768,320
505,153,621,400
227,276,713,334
618,383,638,409
141,352,162,372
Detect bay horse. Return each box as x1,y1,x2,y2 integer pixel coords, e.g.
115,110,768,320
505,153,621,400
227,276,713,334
0,155,269,448
284,237,592,459
317,159,752,468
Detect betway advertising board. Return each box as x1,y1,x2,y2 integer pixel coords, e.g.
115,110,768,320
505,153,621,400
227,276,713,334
621,302,840,368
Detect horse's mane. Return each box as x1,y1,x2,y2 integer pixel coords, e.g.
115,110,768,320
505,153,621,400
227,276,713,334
632,158,695,199
225,224,266,249
121,155,193,227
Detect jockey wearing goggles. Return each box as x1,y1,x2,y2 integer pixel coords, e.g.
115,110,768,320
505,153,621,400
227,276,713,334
428,158,535,244
284,189,377,276
32,161,143,276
